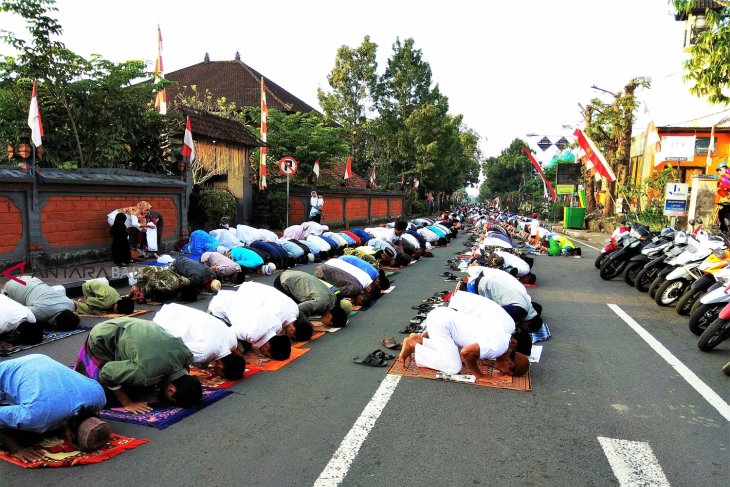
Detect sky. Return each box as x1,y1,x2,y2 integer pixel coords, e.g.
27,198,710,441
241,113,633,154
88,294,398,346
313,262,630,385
1,0,724,165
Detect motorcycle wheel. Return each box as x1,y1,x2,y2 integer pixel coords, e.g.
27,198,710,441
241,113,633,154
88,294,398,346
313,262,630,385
689,294,705,316
599,258,628,281
595,252,609,270
675,289,702,316
655,279,688,306
635,267,658,292
697,318,730,351
623,261,643,287
688,303,725,336
648,276,665,299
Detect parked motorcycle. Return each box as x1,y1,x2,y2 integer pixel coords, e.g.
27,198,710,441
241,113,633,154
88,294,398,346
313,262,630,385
635,231,688,293
623,228,675,287
697,302,730,351
595,224,631,269
599,224,652,280
655,240,727,307
674,250,730,315
648,231,716,300
688,269,730,335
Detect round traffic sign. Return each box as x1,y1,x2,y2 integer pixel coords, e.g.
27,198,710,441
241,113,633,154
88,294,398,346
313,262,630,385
278,156,298,176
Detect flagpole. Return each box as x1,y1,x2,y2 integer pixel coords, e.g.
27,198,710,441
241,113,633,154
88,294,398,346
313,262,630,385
31,143,38,210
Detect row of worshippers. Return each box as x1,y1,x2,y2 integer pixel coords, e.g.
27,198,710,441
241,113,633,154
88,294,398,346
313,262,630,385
0,250,401,461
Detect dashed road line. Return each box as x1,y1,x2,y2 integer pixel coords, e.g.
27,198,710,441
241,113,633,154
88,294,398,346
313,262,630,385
598,436,671,486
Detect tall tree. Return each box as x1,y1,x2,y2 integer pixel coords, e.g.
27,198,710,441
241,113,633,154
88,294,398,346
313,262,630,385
673,0,730,104
317,36,378,171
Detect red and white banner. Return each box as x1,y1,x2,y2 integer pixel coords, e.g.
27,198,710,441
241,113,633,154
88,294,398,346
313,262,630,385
521,147,557,201
370,165,376,186
313,160,320,180
260,77,268,190
573,128,616,182
182,115,195,163
344,155,352,180
154,25,167,115
27,79,43,147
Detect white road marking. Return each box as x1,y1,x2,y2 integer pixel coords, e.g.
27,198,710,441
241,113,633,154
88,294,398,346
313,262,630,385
314,374,402,486
598,436,671,486
608,304,730,422
567,236,602,252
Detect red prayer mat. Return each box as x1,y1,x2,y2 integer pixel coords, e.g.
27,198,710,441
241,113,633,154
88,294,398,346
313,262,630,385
387,358,531,392
189,366,261,389
0,434,148,468
244,346,310,371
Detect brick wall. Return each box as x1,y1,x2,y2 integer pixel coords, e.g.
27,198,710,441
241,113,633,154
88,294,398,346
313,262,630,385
322,196,343,224
345,196,369,220
290,197,306,223
389,197,403,216
0,196,22,254
42,196,178,248
371,198,388,218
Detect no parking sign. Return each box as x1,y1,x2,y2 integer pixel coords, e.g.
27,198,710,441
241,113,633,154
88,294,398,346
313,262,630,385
278,156,298,176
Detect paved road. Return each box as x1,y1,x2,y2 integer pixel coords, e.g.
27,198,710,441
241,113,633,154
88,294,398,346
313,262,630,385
1,232,728,486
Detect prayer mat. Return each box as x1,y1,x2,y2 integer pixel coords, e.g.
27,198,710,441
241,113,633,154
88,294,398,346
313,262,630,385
530,322,551,343
293,331,326,348
138,260,171,266
381,285,396,294
189,366,260,389
244,346,310,372
387,358,531,392
0,433,148,469
97,387,231,429
528,345,543,363
384,270,399,277
524,284,537,288
0,329,86,357
311,322,342,333
77,309,152,320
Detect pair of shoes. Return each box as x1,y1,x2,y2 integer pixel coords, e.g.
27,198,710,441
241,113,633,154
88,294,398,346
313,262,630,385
353,349,396,367
382,337,401,350
440,271,456,278
410,316,426,325
422,297,443,305
399,323,424,334
444,276,462,281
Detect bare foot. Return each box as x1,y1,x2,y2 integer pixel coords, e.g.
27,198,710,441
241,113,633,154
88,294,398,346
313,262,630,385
12,446,46,463
398,334,422,369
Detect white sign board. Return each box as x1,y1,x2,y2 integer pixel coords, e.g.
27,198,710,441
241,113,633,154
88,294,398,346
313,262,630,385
663,182,689,217
657,136,696,162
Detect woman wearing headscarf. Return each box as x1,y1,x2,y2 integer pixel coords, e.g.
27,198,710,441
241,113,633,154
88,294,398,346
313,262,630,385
110,212,132,265
116,201,153,253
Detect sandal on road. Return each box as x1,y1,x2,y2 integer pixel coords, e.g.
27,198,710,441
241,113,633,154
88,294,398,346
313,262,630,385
371,349,397,361
382,337,401,350
353,353,388,367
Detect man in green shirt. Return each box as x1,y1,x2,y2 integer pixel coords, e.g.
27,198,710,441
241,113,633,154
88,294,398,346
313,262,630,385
74,280,135,315
76,318,202,413
128,266,197,304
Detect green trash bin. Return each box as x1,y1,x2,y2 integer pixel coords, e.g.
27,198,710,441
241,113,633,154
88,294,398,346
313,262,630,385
564,207,586,229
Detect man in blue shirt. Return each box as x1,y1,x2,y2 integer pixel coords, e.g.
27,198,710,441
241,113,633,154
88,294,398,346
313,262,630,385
0,354,110,462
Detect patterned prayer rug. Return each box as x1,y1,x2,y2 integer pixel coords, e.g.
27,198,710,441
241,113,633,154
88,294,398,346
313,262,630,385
0,434,148,468
244,346,310,372
77,309,152,320
0,329,87,357
387,358,531,392
189,366,261,389
96,387,231,429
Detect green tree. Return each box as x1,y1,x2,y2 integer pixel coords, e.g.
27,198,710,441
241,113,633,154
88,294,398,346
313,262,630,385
673,1,730,104
317,35,378,171
0,0,170,171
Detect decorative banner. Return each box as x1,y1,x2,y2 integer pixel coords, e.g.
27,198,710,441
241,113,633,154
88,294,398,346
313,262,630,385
573,129,616,182
521,147,557,201
554,136,570,151
537,137,552,151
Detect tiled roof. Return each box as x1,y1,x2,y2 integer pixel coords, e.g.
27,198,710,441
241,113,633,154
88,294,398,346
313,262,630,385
675,0,724,20
320,162,368,189
184,108,264,147
38,168,186,187
167,60,319,114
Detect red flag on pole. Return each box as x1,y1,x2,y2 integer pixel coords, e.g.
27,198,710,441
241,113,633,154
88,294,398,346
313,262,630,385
313,160,320,180
260,78,268,190
370,165,376,186
521,147,557,201
182,115,195,162
154,25,167,115
344,155,352,180
28,79,43,147
573,129,616,182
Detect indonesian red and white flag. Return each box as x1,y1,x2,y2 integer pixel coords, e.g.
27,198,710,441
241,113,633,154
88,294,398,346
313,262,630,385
313,160,320,180
344,155,352,180
370,165,376,186
260,77,268,190
27,79,43,147
573,128,616,182
154,25,167,115
521,147,557,201
182,115,195,163
706,125,716,167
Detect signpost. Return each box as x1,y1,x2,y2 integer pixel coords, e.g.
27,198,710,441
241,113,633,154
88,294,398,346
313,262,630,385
663,182,689,218
278,157,298,227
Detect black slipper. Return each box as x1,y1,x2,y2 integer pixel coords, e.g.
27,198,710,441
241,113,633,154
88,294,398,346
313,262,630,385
353,354,388,367
371,350,397,361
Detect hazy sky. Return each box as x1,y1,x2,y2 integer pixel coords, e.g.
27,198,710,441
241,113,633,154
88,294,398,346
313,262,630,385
2,0,723,162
